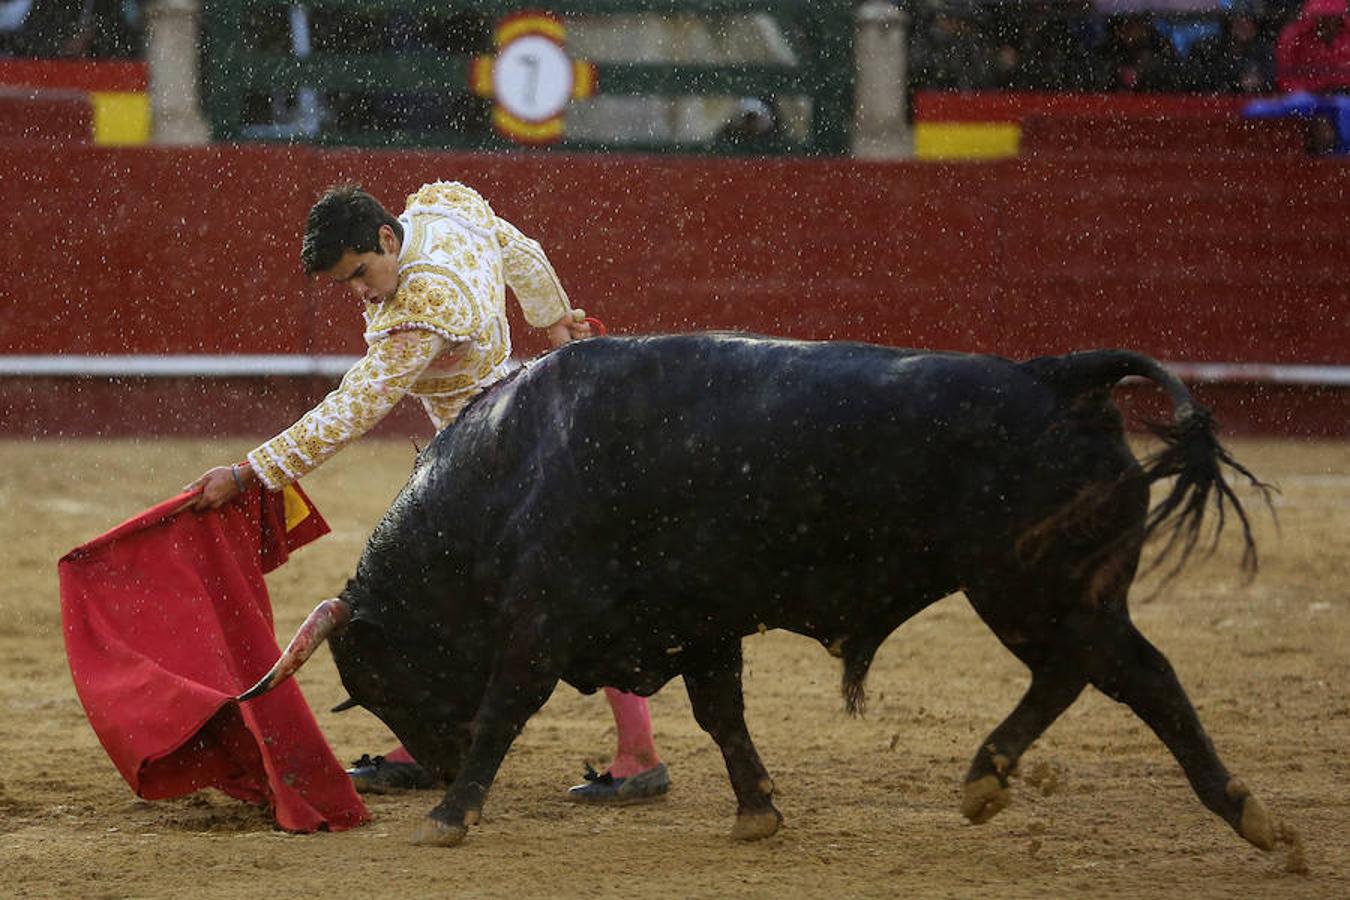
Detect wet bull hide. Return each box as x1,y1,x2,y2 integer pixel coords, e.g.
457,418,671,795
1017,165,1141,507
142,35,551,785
241,333,1279,852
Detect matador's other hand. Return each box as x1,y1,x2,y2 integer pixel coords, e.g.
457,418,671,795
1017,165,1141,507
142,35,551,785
547,309,595,347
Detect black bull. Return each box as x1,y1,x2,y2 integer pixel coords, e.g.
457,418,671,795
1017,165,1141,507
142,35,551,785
241,333,1279,851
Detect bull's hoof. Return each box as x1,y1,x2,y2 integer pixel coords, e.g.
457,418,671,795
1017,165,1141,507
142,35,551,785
1227,779,1276,851
961,774,1011,825
1239,795,1276,851
409,816,469,847
731,807,782,842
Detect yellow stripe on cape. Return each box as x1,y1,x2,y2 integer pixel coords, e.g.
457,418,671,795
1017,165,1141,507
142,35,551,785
282,485,312,532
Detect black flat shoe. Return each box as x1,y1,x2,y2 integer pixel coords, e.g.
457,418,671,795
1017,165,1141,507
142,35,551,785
567,762,670,804
346,754,438,794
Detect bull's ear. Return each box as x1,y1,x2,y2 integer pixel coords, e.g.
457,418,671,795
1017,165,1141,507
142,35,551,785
331,697,361,713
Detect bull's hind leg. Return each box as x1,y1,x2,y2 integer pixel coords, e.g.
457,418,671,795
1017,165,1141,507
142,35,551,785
960,646,1087,825
1080,618,1276,851
681,639,782,841
961,581,1092,824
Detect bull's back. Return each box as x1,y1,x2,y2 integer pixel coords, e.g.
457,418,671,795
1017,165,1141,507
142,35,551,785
445,335,1099,584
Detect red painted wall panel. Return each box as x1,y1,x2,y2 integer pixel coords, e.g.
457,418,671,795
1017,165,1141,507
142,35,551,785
0,145,321,355
0,91,92,143
0,59,148,92
1021,114,1307,157
294,152,1009,356
0,144,1343,437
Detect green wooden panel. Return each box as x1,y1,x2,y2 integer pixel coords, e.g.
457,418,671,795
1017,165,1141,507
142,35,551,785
201,0,854,155
591,63,810,95
239,55,472,93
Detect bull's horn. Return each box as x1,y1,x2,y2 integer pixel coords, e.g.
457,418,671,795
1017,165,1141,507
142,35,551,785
237,598,352,702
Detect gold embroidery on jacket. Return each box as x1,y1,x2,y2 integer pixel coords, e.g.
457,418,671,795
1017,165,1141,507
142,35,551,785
247,180,571,489
404,213,432,260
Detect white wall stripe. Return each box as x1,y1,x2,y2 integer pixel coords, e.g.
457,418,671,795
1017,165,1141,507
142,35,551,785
1163,362,1350,387
0,355,1346,386
0,355,360,377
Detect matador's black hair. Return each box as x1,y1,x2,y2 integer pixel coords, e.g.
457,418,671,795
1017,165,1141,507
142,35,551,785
300,183,405,277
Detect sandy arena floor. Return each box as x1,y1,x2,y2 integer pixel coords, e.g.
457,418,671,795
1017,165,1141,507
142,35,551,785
1,436,1345,898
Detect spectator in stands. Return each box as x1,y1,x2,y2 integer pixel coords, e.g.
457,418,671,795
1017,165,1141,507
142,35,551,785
983,3,1046,90
0,0,139,58
1,0,76,56
239,5,323,139
983,0,1102,91
0,1,26,53
0,1,24,56
378,11,489,136
909,6,989,90
1275,0,1350,90
63,0,139,57
1093,0,1221,10
1187,7,1277,91
714,96,784,150
308,9,488,141
1243,0,1350,153
1100,11,1189,90
905,0,1297,95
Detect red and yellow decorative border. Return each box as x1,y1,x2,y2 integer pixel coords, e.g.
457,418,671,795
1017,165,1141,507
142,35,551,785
470,11,596,145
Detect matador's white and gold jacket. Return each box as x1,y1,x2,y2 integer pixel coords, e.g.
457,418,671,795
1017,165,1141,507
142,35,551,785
247,181,573,491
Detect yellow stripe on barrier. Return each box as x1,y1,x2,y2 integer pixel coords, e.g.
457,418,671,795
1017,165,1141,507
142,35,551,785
913,123,1021,160
91,91,150,146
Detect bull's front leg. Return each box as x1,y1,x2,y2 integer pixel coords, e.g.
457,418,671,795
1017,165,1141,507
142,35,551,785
682,638,783,841
409,640,559,848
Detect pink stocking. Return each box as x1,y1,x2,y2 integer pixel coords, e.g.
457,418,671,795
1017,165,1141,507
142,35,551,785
604,687,662,778
378,690,662,777
382,744,416,764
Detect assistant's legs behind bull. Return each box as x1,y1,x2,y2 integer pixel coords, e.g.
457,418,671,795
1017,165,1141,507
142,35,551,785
348,689,669,800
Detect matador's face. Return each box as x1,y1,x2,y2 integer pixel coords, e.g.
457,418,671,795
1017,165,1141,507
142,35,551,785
322,223,402,306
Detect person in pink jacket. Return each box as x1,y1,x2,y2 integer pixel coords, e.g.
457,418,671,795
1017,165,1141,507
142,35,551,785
1276,0,1350,92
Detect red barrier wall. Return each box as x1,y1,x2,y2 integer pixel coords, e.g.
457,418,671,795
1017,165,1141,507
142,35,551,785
0,88,93,143
1,144,1345,437
0,59,148,92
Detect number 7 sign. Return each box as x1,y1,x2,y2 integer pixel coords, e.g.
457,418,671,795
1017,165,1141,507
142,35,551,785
471,12,597,144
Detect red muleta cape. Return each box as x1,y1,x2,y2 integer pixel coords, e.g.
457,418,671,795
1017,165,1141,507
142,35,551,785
58,484,369,833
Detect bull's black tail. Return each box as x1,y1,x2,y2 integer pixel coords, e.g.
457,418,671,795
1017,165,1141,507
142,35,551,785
1024,350,1272,579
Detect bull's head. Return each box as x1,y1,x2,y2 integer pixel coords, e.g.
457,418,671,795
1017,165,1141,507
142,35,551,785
327,612,486,783
238,596,489,784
